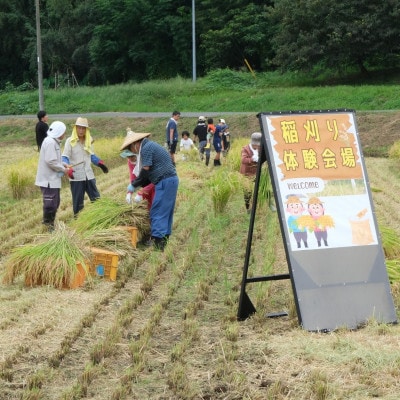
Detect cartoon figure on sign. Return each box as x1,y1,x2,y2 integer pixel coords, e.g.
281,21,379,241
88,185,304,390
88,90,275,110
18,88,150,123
286,195,308,249
306,197,335,247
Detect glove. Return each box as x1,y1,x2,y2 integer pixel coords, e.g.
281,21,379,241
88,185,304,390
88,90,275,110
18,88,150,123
125,192,132,204
98,161,109,173
134,194,143,203
127,183,134,193
67,168,75,179
204,143,211,149
252,154,259,163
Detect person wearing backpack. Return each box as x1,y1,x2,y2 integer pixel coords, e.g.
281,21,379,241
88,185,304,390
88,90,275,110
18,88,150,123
193,116,210,165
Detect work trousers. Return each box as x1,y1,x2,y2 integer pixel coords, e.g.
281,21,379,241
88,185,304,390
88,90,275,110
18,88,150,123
150,175,179,239
70,178,100,215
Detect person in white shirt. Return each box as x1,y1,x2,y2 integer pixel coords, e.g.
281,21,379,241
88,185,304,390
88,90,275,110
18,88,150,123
180,131,194,151
35,121,71,230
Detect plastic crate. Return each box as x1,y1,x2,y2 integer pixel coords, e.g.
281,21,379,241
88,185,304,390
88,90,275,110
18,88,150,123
117,226,138,248
25,261,88,289
63,262,88,289
90,247,119,281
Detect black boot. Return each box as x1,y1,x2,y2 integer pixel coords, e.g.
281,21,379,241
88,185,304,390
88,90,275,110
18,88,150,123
153,236,167,252
43,212,55,232
205,155,210,166
140,233,153,246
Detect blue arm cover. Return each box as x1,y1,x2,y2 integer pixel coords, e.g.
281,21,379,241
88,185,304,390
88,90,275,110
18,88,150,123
91,154,100,165
62,156,70,164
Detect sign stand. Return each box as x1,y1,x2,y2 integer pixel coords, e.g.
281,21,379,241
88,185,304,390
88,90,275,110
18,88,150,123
238,109,397,331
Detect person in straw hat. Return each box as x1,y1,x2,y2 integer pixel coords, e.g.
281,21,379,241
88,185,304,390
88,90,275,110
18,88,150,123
62,117,109,216
35,121,72,230
121,129,179,251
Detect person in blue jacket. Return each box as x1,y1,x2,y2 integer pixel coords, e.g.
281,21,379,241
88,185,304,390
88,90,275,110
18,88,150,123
213,118,228,166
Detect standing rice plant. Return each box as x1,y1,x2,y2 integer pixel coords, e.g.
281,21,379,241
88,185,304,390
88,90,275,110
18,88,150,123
207,169,241,214
224,137,248,172
179,147,201,162
388,139,400,159
70,197,149,233
86,137,122,169
1,222,92,288
6,156,38,199
385,259,400,283
379,225,400,258
258,165,273,207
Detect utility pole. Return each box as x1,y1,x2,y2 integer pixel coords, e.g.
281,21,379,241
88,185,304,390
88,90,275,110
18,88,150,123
35,0,45,110
192,0,196,82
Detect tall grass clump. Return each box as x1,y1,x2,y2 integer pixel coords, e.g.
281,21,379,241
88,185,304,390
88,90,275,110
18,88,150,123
207,168,241,214
225,138,248,172
86,137,123,169
6,157,38,199
258,165,273,208
378,224,400,283
388,140,400,159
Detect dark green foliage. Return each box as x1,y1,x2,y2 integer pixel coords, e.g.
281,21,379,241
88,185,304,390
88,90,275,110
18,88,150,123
1,0,400,88
269,0,400,74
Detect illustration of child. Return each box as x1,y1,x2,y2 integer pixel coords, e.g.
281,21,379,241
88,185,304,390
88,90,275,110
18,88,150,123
286,195,308,249
307,197,335,247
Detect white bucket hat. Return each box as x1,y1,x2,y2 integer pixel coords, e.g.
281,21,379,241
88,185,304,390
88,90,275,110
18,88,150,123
47,121,66,138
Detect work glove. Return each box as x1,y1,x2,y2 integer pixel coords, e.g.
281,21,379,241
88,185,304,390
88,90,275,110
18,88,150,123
127,183,135,193
252,154,259,163
125,192,132,204
67,168,75,179
204,143,211,149
134,194,143,203
98,161,109,173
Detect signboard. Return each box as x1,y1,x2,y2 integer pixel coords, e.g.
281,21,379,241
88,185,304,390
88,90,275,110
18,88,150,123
258,109,397,331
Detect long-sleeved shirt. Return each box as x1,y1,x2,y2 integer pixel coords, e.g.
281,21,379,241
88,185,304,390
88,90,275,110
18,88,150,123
35,136,65,188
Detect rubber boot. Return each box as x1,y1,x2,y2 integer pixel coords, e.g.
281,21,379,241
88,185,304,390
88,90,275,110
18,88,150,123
140,233,153,246
153,236,167,252
43,212,55,232
213,159,221,167
205,155,210,166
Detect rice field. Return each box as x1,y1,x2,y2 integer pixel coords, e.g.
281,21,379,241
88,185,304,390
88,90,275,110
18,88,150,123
0,128,400,399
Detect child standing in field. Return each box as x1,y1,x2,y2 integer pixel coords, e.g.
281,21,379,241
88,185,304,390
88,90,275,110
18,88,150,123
180,131,194,161
180,131,194,151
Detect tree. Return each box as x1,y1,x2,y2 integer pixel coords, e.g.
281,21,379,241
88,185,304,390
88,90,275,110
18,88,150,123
268,0,400,74
0,0,33,87
199,1,273,72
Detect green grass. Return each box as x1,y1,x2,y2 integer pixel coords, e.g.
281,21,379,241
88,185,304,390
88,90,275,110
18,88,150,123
1,69,400,115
